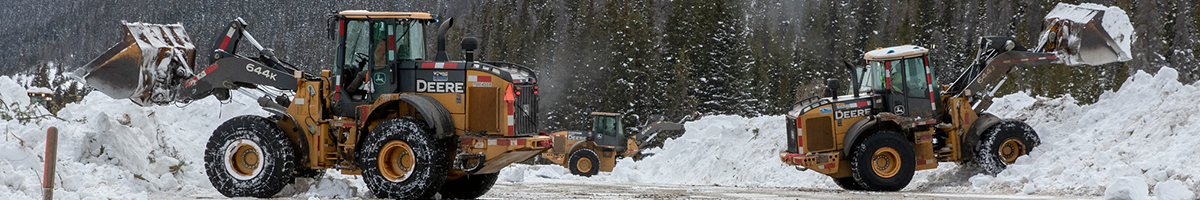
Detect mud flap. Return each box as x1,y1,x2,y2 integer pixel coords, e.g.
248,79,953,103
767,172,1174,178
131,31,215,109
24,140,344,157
473,148,548,174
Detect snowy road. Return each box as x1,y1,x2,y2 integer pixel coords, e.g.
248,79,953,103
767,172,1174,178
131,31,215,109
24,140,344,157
172,177,1097,200
481,178,1096,200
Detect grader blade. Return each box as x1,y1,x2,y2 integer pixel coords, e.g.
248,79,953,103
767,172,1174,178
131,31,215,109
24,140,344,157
73,22,196,106
1034,3,1134,66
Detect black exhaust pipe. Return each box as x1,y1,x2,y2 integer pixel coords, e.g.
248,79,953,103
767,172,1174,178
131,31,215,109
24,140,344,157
434,18,454,62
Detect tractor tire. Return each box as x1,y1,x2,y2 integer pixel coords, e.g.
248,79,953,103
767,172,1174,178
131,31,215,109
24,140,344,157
568,149,601,177
976,120,1040,175
204,115,295,198
832,177,866,191
849,132,915,191
438,173,499,199
357,118,447,199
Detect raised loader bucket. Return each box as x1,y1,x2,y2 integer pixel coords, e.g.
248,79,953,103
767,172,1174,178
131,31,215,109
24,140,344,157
1034,3,1134,66
73,22,196,106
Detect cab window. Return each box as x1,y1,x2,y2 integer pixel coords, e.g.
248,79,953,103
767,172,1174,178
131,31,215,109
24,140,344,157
861,61,884,92
888,60,904,93
594,116,622,137
342,21,388,70
395,21,425,60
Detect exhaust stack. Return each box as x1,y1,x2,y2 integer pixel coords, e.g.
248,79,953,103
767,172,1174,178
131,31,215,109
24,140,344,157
434,18,454,62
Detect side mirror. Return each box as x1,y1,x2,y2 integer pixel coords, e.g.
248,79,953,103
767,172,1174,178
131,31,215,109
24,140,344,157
826,78,841,100
325,16,338,40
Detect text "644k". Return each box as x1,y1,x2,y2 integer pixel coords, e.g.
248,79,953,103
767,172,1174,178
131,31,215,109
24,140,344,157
246,64,277,81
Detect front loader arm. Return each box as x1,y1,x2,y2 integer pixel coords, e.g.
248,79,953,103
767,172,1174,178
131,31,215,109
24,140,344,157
633,121,685,150
944,3,1133,112
75,18,315,106
211,18,303,75
944,37,1059,112
178,56,298,102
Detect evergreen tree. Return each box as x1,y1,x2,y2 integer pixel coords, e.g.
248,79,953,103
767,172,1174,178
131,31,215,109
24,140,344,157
32,63,50,89
662,0,744,115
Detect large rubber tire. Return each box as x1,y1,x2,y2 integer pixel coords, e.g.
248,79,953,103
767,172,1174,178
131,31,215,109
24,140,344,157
438,173,499,199
833,177,865,191
357,118,448,199
849,132,915,191
976,120,1040,175
568,149,601,177
204,115,295,198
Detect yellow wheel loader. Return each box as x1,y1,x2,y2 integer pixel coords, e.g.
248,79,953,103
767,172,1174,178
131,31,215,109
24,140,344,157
540,112,685,176
778,3,1133,191
73,11,550,199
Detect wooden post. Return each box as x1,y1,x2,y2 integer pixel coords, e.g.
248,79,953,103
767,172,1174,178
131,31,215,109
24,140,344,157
42,126,57,200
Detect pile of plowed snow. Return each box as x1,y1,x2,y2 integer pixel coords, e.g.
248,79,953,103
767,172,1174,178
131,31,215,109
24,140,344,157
0,76,360,199
974,67,1197,199
514,68,1197,199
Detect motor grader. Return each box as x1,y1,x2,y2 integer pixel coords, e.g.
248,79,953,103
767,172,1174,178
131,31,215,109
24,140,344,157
73,11,548,199
539,112,685,176
779,3,1133,191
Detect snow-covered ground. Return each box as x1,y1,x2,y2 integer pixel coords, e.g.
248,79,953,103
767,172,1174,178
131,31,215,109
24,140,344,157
1,68,1198,200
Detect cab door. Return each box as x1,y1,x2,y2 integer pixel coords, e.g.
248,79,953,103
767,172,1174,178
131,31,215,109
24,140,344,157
884,57,936,118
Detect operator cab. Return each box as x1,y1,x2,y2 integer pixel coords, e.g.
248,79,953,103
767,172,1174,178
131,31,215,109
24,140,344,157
330,11,434,102
590,112,626,150
860,45,941,119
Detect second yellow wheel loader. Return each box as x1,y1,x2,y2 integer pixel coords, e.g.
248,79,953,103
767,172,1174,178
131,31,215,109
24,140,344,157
540,112,686,176
778,3,1134,191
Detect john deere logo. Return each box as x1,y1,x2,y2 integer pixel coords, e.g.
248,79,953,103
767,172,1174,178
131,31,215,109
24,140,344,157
372,73,385,85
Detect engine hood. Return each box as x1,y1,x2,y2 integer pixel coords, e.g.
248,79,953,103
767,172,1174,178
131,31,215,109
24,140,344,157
787,94,872,118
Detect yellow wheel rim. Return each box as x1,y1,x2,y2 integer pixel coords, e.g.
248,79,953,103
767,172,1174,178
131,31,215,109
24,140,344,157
872,147,900,178
999,139,1026,164
379,141,416,182
230,144,260,177
577,157,593,173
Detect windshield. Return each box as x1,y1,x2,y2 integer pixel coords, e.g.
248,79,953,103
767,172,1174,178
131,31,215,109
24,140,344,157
861,57,937,94
343,20,425,70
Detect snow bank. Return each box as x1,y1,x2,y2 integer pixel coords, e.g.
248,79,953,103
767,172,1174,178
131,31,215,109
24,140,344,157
605,115,836,187
0,75,359,199
974,67,1200,198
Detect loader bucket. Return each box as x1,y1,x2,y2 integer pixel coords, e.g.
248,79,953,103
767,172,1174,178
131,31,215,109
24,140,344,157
1034,3,1134,66
73,22,196,106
